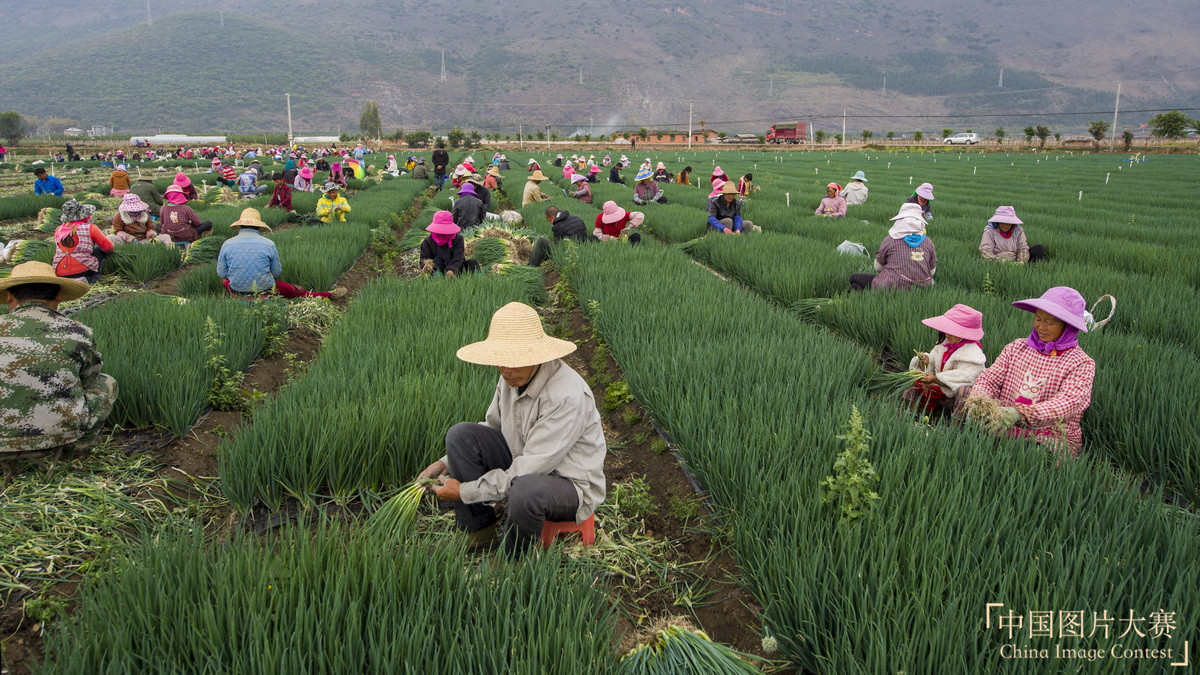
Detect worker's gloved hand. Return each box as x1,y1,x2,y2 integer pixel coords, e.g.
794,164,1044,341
987,406,1023,433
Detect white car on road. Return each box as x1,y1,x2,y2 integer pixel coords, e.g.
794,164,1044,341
944,132,980,145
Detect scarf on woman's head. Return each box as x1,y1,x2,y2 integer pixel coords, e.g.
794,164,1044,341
1026,325,1079,355
431,232,455,248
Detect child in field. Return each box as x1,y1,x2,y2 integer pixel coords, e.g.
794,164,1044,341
267,172,293,211
904,304,987,412
736,173,759,197
313,182,351,223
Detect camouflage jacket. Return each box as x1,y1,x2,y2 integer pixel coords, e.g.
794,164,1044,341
0,301,116,453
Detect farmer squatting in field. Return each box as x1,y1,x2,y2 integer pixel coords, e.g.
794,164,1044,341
420,301,608,558
0,262,117,460
217,208,348,300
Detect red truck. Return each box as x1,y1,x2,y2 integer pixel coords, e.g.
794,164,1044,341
766,122,806,144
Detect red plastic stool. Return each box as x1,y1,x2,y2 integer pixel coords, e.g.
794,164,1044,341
539,514,596,547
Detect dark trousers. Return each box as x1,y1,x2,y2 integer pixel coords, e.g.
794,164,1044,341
849,272,877,291
1029,244,1047,263
196,221,213,235
434,173,448,189
444,423,579,556
433,258,480,275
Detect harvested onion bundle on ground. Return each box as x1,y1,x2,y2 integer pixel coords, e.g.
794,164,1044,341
620,619,768,674
364,483,427,542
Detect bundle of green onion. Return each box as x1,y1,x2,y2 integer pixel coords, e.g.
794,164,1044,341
364,483,426,542
620,625,764,674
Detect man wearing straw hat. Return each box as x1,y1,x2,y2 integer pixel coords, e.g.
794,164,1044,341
0,262,117,458
422,302,607,556
522,170,553,207
216,208,348,299
707,181,757,234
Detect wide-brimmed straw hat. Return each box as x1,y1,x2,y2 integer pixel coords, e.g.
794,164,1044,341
0,261,90,300
922,304,985,341
426,210,460,235
231,207,272,231
486,166,501,177
528,170,549,181
1012,287,1089,332
457,302,577,367
719,181,739,195
988,205,1023,225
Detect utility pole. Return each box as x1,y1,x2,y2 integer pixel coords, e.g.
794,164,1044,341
768,75,774,98
519,124,523,149
579,67,584,85
219,10,224,27
546,125,551,151
285,94,294,148
842,109,847,146
146,0,152,25
687,100,694,149
440,50,446,81
590,117,594,137
1109,81,1121,152
998,68,1004,88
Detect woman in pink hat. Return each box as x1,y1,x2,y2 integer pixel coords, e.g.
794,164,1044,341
815,183,847,218
158,186,213,244
420,211,479,277
294,166,315,192
968,286,1096,457
904,304,987,412
593,201,643,244
979,205,1046,264
710,166,729,186
111,194,172,246
905,182,935,219
173,172,198,201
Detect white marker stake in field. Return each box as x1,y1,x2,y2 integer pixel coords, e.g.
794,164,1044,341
815,168,819,174
909,176,913,185
888,163,891,169
1079,191,1083,201
786,192,790,207
1106,173,1110,184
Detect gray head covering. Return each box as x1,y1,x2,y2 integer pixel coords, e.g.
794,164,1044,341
60,199,97,223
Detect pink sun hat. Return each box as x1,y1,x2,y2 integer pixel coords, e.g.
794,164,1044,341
426,210,461,235
1012,286,1089,332
299,167,313,179
164,185,188,204
921,304,985,341
988,205,1023,225
173,172,191,188
571,174,587,183
118,193,149,212
915,182,935,200
708,180,726,197
711,166,723,176
600,201,628,224
588,165,600,173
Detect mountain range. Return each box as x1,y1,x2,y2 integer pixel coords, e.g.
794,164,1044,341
2,0,1196,136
